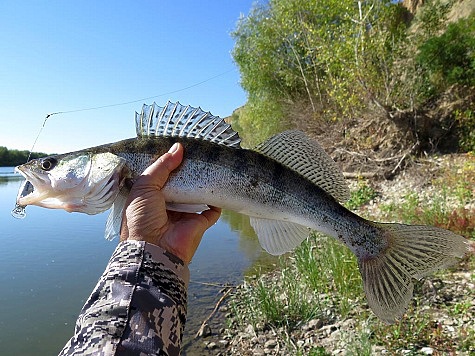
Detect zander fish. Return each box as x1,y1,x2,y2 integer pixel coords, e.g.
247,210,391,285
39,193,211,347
13,101,468,323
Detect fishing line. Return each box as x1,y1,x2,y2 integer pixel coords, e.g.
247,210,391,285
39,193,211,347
27,68,236,156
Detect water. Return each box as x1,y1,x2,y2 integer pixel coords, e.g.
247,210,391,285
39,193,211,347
0,167,276,355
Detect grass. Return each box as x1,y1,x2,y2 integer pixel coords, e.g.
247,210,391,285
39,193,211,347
227,154,475,354
379,153,475,239
229,233,363,351
345,180,378,210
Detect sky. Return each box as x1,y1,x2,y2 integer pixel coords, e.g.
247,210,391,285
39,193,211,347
0,1,259,153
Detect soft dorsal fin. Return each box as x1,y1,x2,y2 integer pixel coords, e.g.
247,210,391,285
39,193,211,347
135,101,242,148
255,130,350,202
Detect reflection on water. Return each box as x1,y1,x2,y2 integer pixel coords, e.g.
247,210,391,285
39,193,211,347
0,167,276,355
220,210,278,276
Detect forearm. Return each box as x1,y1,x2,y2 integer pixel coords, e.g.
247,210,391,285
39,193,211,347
59,240,189,356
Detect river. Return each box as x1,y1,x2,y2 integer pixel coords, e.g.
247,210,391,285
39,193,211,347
0,167,276,355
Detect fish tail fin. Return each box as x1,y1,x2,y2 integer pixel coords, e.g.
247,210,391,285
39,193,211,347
358,222,468,323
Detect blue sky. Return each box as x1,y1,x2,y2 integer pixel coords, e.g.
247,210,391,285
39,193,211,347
0,1,258,153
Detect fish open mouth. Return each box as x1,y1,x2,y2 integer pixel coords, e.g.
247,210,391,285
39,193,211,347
18,179,35,200
14,166,48,207
11,179,35,219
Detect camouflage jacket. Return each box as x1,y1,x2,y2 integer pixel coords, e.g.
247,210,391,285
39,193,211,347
59,240,189,356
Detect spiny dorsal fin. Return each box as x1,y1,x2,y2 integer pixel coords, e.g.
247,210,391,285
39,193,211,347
255,130,350,202
135,101,241,148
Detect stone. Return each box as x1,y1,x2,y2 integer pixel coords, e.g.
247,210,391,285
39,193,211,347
196,323,212,338
264,339,278,348
253,349,265,356
420,347,434,355
255,322,265,331
308,318,323,330
245,324,255,334
218,339,229,347
206,341,217,350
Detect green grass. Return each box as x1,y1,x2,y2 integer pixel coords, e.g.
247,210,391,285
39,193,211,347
345,181,377,210
228,233,363,351
294,234,362,317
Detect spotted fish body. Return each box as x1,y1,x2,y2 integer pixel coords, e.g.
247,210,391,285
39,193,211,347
14,101,469,323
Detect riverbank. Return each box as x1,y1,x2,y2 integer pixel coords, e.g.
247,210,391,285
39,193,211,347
192,153,475,355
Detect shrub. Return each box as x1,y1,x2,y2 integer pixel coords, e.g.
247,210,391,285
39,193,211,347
416,15,475,95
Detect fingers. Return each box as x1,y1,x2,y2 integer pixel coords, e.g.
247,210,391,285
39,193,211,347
200,206,222,228
139,143,184,189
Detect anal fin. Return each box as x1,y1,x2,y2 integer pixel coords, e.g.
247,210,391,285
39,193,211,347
250,217,310,255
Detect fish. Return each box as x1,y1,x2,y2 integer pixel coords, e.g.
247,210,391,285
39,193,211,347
13,101,469,323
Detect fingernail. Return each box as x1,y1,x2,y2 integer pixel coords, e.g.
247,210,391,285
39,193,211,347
168,143,179,154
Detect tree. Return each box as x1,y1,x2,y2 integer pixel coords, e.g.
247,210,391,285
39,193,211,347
232,0,410,144
0,146,49,166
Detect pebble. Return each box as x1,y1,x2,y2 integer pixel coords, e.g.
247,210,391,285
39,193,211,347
244,324,254,335
218,339,229,347
308,318,323,330
420,347,434,354
264,339,277,348
196,323,212,338
206,341,217,350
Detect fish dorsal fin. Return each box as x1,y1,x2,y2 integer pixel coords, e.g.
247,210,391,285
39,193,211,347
255,130,350,202
135,101,242,148
250,217,310,255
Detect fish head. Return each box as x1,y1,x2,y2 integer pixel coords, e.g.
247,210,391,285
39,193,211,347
15,152,128,215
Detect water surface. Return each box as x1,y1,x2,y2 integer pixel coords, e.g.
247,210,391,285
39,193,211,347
0,167,275,355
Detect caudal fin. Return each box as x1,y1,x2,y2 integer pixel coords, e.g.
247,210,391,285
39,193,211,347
358,222,468,323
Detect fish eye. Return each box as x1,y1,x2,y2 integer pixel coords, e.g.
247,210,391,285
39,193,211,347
40,158,57,171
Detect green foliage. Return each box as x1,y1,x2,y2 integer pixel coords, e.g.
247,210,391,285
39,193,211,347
230,98,286,147
379,154,475,239
0,146,49,166
417,0,454,36
294,233,362,317
416,14,475,95
232,0,406,126
346,181,378,210
455,109,475,152
381,190,475,239
231,0,474,152
306,346,331,356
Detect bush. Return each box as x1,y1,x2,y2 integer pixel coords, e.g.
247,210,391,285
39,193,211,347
416,15,475,95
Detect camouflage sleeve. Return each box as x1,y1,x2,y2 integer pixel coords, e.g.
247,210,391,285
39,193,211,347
59,240,189,356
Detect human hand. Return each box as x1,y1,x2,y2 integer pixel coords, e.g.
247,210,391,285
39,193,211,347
120,142,221,263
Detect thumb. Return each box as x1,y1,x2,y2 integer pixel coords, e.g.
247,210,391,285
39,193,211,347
139,143,184,189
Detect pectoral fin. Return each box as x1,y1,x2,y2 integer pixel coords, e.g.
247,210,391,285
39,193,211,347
104,187,129,240
166,203,210,213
